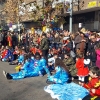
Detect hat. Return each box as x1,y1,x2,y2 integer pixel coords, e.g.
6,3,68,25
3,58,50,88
97,33,100,36
80,28,86,34
63,36,69,40
84,59,90,65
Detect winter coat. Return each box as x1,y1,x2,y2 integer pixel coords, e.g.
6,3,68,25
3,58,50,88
74,35,86,50
76,58,89,76
63,57,76,76
40,38,49,50
87,41,98,62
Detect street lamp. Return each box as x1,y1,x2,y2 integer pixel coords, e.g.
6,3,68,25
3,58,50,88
18,0,20,33
69,0,73,33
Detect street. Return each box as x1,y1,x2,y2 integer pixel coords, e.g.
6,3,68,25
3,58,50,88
0,61,52,100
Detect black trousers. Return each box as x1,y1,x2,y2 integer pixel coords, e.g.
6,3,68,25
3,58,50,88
42,50,48,63
82,94,100,100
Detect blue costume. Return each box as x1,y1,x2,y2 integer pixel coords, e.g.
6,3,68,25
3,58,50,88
17,55,24,64
44,83,89,100
2,49,14,62
47,66,69,84
10,58,48,80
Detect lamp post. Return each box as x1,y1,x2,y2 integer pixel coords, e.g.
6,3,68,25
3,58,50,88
18,0,20,34
69,0,73,33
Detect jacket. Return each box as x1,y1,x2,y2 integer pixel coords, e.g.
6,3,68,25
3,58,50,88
76,58,89,76
83,77,100,97
40,38,49,50
63,57,76,76
87,41,98,62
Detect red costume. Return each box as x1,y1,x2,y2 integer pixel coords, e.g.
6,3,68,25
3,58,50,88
30,47,42,55
83,77,100,97
13,50,19,55
30,47,36,55
1,50,8,59
76,58,89,76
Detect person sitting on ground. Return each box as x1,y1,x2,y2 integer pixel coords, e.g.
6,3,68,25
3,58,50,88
3,53,48,80
63,53,76,77
0,46,8,61
9,49,24,65
13,46,20,60
1,46,14,62
48,53,58,72
46,58,69,84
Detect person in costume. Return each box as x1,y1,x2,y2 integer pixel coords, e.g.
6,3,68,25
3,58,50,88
47,58,69,84
0,47,8,60
3,53,48,80
9,49,24,65
76,53,89,83
48,53,58,72
80,67,100,100
13,46,20,60
1,46,14,62
5,47,14,62
30,45,42,56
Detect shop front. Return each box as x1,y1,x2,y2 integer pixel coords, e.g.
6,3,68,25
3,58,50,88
63,7,100,32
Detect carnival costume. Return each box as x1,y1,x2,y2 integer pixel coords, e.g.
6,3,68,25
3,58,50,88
47,66,69,84
2,49,14,62
9,57,47,80
44,82,89,100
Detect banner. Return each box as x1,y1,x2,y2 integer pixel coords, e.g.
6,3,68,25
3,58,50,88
42,26,47,32
88,1,97,8
31,27,35,34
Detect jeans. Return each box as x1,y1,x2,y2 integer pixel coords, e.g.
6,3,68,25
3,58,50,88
42,50,49,63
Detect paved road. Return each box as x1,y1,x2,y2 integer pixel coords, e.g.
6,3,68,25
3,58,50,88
0,61,52,100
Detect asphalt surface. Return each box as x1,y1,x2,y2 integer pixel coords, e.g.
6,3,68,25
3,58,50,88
0,61,52,100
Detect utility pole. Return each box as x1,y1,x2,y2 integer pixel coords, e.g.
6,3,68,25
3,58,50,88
69,0,73,33
18,0,20,33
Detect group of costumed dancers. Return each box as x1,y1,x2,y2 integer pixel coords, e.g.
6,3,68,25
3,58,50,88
1,45,100,100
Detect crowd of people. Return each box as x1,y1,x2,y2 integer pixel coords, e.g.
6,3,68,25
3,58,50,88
0,28,100,100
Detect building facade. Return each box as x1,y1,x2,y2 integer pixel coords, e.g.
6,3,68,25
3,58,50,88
63,0,100,32
18,0,100,32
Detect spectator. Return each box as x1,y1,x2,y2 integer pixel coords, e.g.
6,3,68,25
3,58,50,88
40,33,49,62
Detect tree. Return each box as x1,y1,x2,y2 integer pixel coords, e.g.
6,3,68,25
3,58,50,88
4,0,23,24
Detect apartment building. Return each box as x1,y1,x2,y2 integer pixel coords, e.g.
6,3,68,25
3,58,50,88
63,0,100,32
19,0,100,31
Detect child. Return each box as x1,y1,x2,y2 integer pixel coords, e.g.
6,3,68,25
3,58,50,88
47,58,69,84
81,67,100,100
13,46,20,60
76,54,89,83
9,49,24,65
1,46,9,61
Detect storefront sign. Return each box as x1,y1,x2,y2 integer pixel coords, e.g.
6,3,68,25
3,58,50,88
88,1,97,8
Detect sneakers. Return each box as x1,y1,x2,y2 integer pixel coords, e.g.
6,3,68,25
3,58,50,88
3,70,7,78
3,70,12,80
